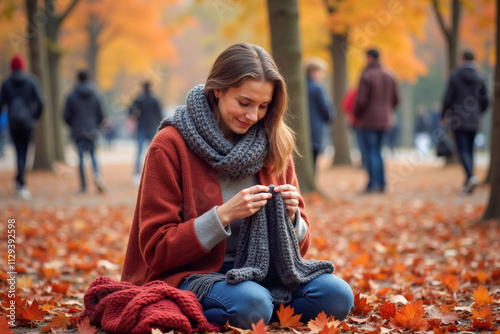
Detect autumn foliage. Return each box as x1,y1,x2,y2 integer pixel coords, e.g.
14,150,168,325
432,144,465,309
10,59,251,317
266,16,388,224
0,162,499,333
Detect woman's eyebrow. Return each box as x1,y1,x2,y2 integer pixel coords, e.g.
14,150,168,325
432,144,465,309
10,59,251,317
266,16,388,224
238,95,272,104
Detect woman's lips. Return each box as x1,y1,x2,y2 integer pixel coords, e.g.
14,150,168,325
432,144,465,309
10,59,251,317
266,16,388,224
237,119,251,127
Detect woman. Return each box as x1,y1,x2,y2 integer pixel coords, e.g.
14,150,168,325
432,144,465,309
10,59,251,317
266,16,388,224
121,43,353,329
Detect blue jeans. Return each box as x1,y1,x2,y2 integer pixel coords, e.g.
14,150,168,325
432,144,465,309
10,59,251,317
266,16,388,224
453,130,476,181
179,269,353,329
358,129,386,190
76,139,99,190
135,131,155,175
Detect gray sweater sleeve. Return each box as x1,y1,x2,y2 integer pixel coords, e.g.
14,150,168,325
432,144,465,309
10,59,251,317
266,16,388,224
194,206,231,250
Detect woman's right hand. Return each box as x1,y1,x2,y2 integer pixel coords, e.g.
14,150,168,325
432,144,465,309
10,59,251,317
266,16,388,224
216,185,272,227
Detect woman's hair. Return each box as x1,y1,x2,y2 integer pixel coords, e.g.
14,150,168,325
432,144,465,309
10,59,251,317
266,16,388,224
205,43,295,176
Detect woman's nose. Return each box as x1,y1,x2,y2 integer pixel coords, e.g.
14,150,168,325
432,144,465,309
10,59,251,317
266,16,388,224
244,107,259,122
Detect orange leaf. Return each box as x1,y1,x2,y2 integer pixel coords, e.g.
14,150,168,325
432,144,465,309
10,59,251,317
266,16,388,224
472,285,494,307
42,312,71,332
51,282,71,295
276,304,303,329
379,301,396,320
390,300,427,330
307,311,340,331
440,274,459,291
21,300,47,324
471,305,493,322
251,319,268,334
77,316,98,334
0,315,14,334
317,323,341,334
351,293,373,316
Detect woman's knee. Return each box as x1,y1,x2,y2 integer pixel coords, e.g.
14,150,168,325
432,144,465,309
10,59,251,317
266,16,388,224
292,274,354,321
204,281,274,329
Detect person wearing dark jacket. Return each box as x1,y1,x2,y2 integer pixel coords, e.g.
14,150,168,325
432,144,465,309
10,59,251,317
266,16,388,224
129,81,163,184
354,48,399,193
442,51,490,194
0,54,44,200
63,70,106,193
305,57,335,171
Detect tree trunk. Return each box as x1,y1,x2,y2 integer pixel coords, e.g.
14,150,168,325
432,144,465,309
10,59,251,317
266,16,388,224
481,0,500,221
330,33,352,165
45,17,66,162
399,82,413,148
87,12,102,82
26,0,55,170
267,0,316,193
431,0,461,164
45,0,79,163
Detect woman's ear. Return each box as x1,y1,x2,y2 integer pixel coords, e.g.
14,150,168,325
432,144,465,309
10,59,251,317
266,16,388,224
214,89,221,99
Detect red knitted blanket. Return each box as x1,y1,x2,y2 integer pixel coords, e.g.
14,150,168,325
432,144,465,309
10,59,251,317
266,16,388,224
78,277,220,334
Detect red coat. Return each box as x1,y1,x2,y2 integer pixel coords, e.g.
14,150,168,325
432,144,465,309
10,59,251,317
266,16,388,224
121,126,311,287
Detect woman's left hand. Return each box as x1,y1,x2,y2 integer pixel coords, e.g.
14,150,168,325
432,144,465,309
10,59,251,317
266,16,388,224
273,184,300,221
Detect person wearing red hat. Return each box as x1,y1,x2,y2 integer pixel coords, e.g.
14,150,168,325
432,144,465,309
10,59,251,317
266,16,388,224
0,54,44,200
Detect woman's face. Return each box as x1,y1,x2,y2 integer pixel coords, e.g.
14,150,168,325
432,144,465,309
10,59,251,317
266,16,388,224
214,79,274,141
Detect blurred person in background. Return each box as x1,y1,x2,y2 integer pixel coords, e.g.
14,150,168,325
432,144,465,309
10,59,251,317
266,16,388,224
414,104,432,157
128,80,163,185
63,70,106,193
354,48,399,194
441,50,490,194
121,43,353,330
341,86,366,169
305,57,335,172
0,111,8,158
0,54,44,200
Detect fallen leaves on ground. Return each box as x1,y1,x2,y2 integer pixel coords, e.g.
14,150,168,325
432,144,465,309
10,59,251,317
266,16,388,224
1,163,499,333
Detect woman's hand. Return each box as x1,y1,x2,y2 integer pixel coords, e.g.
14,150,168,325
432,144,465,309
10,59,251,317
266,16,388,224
216,185,272,227
273,184,300,221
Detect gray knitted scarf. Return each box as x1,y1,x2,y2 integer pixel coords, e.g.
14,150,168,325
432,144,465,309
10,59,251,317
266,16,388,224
158,84,268,179
185,185,335,306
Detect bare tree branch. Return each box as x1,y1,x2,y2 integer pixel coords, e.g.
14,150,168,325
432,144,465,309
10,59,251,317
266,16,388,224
57,0,79,26
431,0,451,43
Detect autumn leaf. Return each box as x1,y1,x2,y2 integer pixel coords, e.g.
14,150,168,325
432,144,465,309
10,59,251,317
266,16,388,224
317,323,341,334
0,315,13,334
351,293,374,316
379,301,396,320
42,312,71,332
307,311,340,331
251,319,268,334
223,321,252,334
440,274,459,291
276,304,303,328
471,305,493,322
426,305,459,325
77,316,98,334
51,282,71,295
472,285,494,307
472,318,492,330
21,300,47,325
390,300,428,331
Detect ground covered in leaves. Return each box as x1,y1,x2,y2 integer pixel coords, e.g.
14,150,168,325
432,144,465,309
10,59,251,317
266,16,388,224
1,152,499,333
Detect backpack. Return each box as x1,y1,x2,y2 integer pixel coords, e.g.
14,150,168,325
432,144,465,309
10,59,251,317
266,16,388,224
9,96,33,130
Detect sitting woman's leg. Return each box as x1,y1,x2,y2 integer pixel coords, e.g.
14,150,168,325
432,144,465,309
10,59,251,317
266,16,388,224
179,279,274,329
290,274,354,321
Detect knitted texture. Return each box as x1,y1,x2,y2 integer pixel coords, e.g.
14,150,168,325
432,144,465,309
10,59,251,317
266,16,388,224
186,186,334,305
78,276,220,334
158,84,269,179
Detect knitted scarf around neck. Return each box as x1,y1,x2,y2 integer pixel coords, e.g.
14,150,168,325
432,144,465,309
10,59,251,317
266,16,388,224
185,185,335,306
158,84,268,179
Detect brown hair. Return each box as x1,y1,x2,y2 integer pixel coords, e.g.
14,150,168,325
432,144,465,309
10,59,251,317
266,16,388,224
204,43,295,176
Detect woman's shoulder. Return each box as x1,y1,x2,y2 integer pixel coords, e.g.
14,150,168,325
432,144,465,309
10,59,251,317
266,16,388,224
151,126,188,153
